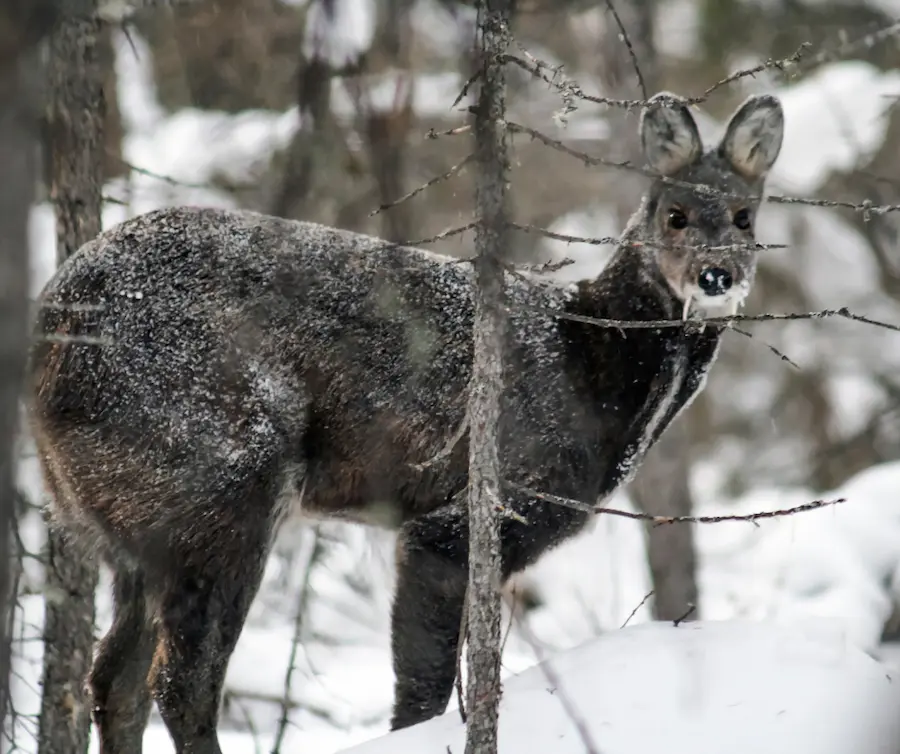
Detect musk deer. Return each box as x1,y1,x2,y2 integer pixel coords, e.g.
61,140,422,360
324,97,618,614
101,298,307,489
27,92,783,754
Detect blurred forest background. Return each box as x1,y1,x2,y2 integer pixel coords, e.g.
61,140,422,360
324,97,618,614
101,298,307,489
8,0,900,751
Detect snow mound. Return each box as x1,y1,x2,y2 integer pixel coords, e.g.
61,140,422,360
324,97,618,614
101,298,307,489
341,620,900,754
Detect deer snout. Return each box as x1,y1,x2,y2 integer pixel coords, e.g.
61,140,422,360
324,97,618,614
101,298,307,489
697,267,733,296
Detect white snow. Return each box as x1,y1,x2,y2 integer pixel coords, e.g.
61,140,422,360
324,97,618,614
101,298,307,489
303,0,377,68
768,61,900,195
341,620,900,754
12,459,900,754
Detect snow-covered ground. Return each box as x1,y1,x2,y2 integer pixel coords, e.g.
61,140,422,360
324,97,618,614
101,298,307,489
345,620,900,754
8,11,900,754
11,459,900,753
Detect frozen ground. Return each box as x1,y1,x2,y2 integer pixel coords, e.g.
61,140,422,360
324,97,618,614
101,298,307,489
345,620,900,754
9,13,900,754
11,460,900,753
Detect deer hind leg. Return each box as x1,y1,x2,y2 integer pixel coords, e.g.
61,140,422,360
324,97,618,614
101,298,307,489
390,503,469,730
88,564,156,754
149,532,271,754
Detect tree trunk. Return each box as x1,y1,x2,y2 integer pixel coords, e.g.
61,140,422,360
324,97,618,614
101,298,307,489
37,8,106,754
0,0,61,730
595,0,700,621
364,0,415,243
465,2,513,753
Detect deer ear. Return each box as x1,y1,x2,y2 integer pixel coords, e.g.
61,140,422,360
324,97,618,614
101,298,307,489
640,92,703,176
719,94,784,180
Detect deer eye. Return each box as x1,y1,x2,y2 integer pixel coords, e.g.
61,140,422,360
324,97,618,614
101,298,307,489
733,208,752,230
667,208,688,230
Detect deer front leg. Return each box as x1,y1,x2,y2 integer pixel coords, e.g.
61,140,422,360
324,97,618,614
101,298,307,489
388,486,588,730
390,505,468,731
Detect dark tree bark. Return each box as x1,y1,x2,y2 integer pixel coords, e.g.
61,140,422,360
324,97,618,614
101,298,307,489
37,7,106,754
0,0,62,732
465,2,513,753
596,0,700,621
364,0,415,242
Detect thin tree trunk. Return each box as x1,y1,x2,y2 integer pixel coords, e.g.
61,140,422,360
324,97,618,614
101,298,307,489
465,2,513,753
0,0,61,730
595,0,700,621
37,7,106,754
0,73,35,750
364,0,415,243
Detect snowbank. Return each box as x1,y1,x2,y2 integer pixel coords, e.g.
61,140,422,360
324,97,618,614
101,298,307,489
341,620,900,754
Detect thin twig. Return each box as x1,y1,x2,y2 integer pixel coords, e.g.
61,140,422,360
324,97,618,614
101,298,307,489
502,52,642,111
506,121,900,216
513,612,604,754
35,301,105,312
522,304,900,334
412,409,470,471
500,585,519,654
673,603,696,627
516,257,575,273
506,481,847,527
395,223,478,248
271,520,321,754
620,590,654,629
502,42,807,114
508,221,787,251
427,124,473,140
455,593,468,724
34,334,111,346
116,156,214,190
371,154,475,216
728,325,800,370
452,70,481,110
687,43,810,104
798,21,900,74
602,0,647,100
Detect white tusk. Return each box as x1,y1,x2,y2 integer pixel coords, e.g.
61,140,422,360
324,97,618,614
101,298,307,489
682,297,692,322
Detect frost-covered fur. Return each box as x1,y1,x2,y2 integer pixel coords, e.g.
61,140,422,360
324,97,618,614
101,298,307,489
27,92,784,754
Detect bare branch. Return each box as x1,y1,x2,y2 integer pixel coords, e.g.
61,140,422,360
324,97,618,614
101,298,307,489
508,221,787,251
688,43,810,105
522,304,900,334
116,156,216,190
389,223,478,249
455,604,467,724
728,326,800,370
35,300,105,312
503,42,808,114
411,408,470,471
601,0,647,100
506,122,900,216
371,154,474,216
620,590,654,629
271,524,321,754
506,481,847,526
798,21,900,73
513,611,604,754
426,124,472,140
503,50,641,111
673,603,696,627
34,333,111,347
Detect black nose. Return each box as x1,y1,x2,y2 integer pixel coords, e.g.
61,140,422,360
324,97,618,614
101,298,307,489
697,267,733,296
